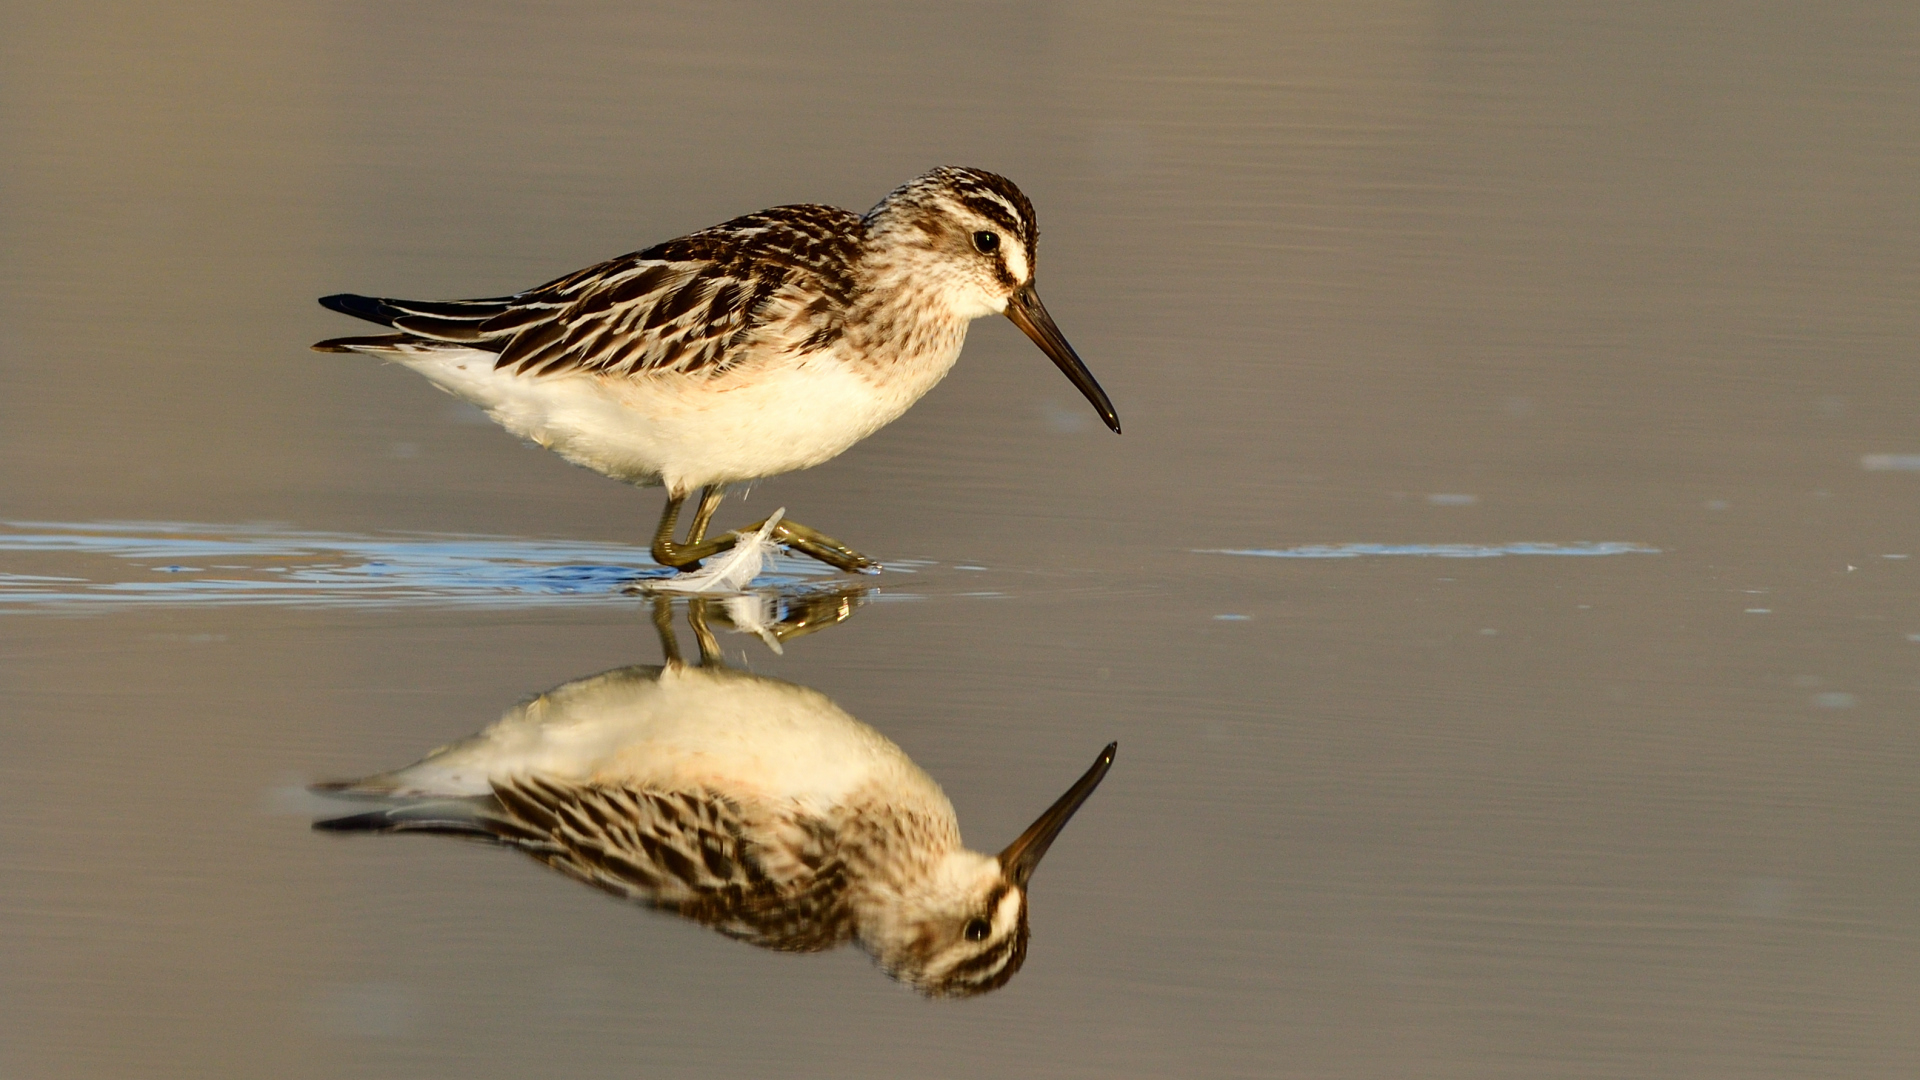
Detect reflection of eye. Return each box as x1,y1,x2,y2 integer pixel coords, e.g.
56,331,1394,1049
972,231,1000,254
964,918,991,942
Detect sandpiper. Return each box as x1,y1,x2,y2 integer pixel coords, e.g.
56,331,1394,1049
313,167,1121,573
314,599,1116,997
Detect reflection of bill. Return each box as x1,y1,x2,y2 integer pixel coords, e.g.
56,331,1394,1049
314,598,1115,997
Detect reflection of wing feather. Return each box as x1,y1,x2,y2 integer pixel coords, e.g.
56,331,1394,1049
355,204,863,381
487,775,855,952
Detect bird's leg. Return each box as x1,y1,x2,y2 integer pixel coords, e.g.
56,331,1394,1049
752,516,878,573
651,487,879,573
684,485,725,546
652,485,733,568
651,490,693,568
651,488,722,569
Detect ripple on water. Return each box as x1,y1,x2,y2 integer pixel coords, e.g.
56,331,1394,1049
1196,541,1660,559
0,521,850,611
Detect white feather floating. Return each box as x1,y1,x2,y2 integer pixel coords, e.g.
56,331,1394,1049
648,509,785,595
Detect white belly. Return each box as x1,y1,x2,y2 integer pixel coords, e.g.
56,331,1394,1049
372,665,948,814
390,340,963,492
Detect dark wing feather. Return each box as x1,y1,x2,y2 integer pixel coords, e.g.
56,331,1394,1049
486,775,856,952
312,204,864,378
319,292,521,329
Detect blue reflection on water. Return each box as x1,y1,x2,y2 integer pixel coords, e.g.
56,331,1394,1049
0,521,843,611
1198,542,1659,559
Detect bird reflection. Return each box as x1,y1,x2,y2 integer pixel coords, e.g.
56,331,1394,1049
314,593,1114,997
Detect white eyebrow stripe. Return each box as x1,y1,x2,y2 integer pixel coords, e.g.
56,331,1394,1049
996,886,1023,925
1003,244,1030,284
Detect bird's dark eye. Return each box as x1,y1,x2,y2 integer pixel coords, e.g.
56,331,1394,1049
972,231,1000,254
964,918,991,942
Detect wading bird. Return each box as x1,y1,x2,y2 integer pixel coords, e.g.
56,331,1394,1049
314,167,1120,573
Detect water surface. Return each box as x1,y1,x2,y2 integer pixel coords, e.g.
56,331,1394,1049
4,3,1919,1077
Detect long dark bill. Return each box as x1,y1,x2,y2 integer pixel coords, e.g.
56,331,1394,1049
999,742,1118,887
1005,285,1122,434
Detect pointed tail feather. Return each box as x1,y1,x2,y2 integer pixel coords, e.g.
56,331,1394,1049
311,333,413,354
316,292,527,353
319,293,521,326
319,293,408,326
312,798,493,837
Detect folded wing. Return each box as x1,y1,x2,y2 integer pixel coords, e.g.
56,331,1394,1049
317,773,856,952
312,204,863,380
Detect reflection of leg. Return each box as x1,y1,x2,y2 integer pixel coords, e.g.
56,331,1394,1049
650,595,682,666
695,583,869,646
685,599,723,664
652,487,877,573
653,595,733,667
766,587,864,644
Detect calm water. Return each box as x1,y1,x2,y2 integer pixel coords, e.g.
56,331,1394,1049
5,2,1920,1076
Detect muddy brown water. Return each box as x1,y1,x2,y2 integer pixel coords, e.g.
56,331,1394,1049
4,3,1919,1077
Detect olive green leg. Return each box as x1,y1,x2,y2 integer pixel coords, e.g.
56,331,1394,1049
650,486,726,569
757,517,878,572
685,485,725,546
650,487,878,573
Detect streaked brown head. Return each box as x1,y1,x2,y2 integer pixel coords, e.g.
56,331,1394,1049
873,743,1117,997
